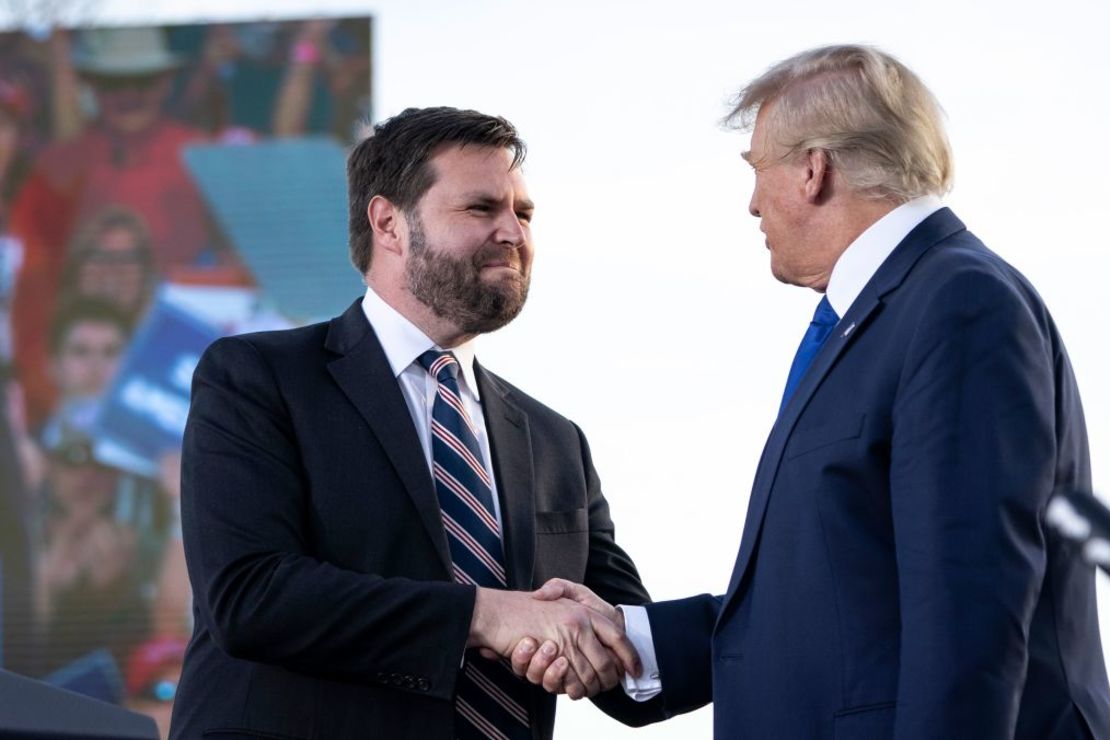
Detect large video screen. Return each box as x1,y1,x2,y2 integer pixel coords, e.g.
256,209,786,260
0,17,371,737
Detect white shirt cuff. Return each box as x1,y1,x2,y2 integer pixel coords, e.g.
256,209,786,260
618,605,662,701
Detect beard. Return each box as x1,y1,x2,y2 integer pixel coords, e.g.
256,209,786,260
404,214,530,334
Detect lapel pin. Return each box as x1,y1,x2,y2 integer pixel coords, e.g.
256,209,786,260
841,322,857,338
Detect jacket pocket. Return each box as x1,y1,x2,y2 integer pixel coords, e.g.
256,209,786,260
533,508,589,583
833,701,895,740
786,414,865,459
535,508,588,534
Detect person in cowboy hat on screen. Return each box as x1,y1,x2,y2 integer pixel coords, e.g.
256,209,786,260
8,26,213,429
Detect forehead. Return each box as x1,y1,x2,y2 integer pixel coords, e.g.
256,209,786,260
742,105,775,163
63,321,125,344
424,145,529,200
96,225,141,248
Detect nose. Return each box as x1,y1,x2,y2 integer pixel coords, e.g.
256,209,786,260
496,210,527,249
748,189,760,218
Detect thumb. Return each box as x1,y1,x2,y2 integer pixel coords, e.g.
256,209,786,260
532,578,572,601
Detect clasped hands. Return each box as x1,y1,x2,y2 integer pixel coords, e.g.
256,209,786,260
467,579,639,699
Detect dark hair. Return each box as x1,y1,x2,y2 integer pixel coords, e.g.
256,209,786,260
347,106,526,274
48,297,131,356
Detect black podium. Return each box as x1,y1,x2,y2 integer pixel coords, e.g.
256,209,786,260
0,669,158,739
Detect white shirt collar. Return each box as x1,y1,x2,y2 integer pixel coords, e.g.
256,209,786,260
360,286,481,399
824,195,943,317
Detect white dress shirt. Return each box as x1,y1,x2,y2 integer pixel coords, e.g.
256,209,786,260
360,286,504,527
620,195,944,701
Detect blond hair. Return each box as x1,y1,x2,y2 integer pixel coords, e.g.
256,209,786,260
729,45,953,201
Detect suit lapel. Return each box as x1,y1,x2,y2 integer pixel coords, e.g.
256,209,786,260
720,208,968,616
325,300,452,574
722,292,882,604
475,364,536,591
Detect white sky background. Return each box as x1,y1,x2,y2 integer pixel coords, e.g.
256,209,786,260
10,0,1110,736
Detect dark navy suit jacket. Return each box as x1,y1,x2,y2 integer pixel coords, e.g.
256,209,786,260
648,209,1110,739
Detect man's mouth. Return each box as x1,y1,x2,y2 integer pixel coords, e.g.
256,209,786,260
480,259,521,274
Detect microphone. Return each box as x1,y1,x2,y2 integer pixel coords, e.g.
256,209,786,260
1046,490,1110,573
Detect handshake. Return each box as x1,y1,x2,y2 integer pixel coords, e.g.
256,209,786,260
467,578,642,700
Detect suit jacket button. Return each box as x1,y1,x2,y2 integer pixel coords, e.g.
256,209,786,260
390,673,403,686
404,676,416,689
417,679,430,691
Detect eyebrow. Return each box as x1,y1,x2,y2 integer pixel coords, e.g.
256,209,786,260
460,192,534,212
740,150,752,163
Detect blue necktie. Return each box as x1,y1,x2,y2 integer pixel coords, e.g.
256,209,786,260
418,350,531,740
779,296,840,415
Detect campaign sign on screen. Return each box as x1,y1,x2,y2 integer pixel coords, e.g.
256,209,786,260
94,294,221,474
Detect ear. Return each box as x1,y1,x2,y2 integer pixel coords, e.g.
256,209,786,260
367,195,404,257
803,148,830,203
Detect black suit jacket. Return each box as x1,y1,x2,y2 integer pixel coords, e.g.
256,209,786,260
169,299,664,740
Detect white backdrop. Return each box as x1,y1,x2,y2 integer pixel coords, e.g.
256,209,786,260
11,1,1109,736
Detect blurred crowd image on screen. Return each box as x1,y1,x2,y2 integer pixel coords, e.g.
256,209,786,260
0,16,372,737
9,27,212,428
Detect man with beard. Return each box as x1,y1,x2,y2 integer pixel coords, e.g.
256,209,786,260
169,107,665,740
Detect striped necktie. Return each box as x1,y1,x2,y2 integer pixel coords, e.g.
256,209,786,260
419,350,531,740
779,296,840,415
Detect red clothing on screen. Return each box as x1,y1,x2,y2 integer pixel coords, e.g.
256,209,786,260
9,119,210,427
